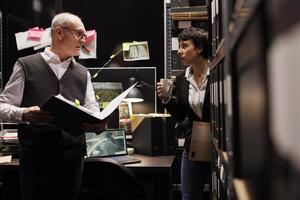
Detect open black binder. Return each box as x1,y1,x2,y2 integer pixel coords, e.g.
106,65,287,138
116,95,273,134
42,84,136,136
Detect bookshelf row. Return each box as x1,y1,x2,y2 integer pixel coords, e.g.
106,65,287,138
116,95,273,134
209,0,264,199
165,2,209,78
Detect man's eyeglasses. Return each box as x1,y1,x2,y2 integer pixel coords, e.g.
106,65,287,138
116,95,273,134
60,26,86,40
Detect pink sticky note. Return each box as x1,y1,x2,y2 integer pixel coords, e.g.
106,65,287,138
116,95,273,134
85,30,96,43
28,28,44,40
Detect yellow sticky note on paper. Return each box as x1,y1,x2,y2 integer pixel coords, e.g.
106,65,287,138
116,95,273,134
102,102,109,108
74,99,80,108
122,42,130,51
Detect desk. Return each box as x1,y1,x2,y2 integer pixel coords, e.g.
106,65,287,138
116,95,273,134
126,154,175,200
0,154,175,200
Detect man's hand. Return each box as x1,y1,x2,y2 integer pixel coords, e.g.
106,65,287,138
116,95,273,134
22,106,54,124
81,119,107,135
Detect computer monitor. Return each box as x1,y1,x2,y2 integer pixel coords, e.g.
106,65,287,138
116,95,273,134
88,67,157,114
86,129,127,157
92,82,123,108
88,67,157,130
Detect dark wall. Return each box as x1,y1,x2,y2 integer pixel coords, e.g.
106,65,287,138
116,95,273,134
0,0,61,85
1,0,164,111
61,0,164,81
0,0,165,81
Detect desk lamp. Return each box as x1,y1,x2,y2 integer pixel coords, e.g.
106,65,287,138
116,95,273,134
123,77,155,103
123,77,144,103
122,75,155,117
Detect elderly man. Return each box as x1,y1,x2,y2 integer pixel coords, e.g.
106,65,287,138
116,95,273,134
0,12,106,200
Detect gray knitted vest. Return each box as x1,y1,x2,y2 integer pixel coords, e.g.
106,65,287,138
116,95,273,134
18,53,87,148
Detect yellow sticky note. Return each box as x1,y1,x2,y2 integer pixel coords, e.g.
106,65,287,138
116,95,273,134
122,42,130,51
74,99,80,108
102,102,109,108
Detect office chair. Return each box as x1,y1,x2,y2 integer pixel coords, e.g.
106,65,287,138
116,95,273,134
79,157,145,200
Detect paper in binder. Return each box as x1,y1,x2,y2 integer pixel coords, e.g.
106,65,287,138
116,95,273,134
42,84,136,136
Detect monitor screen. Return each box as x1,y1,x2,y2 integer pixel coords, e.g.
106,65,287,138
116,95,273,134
88,67,157,114
88,67,157,133
85,129,127,157
92,82,123,109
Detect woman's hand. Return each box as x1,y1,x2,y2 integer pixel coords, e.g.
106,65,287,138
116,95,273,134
156,82,172,102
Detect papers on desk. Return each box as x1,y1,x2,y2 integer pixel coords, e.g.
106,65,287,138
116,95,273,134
0,155,12,164
0,129,18,144
0,129,20,156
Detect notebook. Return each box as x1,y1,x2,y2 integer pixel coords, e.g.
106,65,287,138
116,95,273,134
85,129,141,164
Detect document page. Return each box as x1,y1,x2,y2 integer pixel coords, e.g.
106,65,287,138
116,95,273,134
54,83,137,120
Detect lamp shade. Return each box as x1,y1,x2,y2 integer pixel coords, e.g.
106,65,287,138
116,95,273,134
123,77,144,102
123,88,144,103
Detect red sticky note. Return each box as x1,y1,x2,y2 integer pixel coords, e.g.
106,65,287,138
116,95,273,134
28,28,44,40
85,30,96,43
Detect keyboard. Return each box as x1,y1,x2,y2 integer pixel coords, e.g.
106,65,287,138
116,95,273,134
109,155,141,164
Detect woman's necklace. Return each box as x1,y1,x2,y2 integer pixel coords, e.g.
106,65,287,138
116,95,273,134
194,73,206,88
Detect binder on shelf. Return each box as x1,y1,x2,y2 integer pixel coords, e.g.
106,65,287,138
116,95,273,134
42,84,136,136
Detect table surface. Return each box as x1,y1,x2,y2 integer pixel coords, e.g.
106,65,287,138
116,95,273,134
0,154,175,171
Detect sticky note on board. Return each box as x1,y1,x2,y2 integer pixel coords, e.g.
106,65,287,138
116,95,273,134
85,30,96,43
33,27,52,50
79,32,97,59
28,28,44,40
15,31,40,50
122,42,130,51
